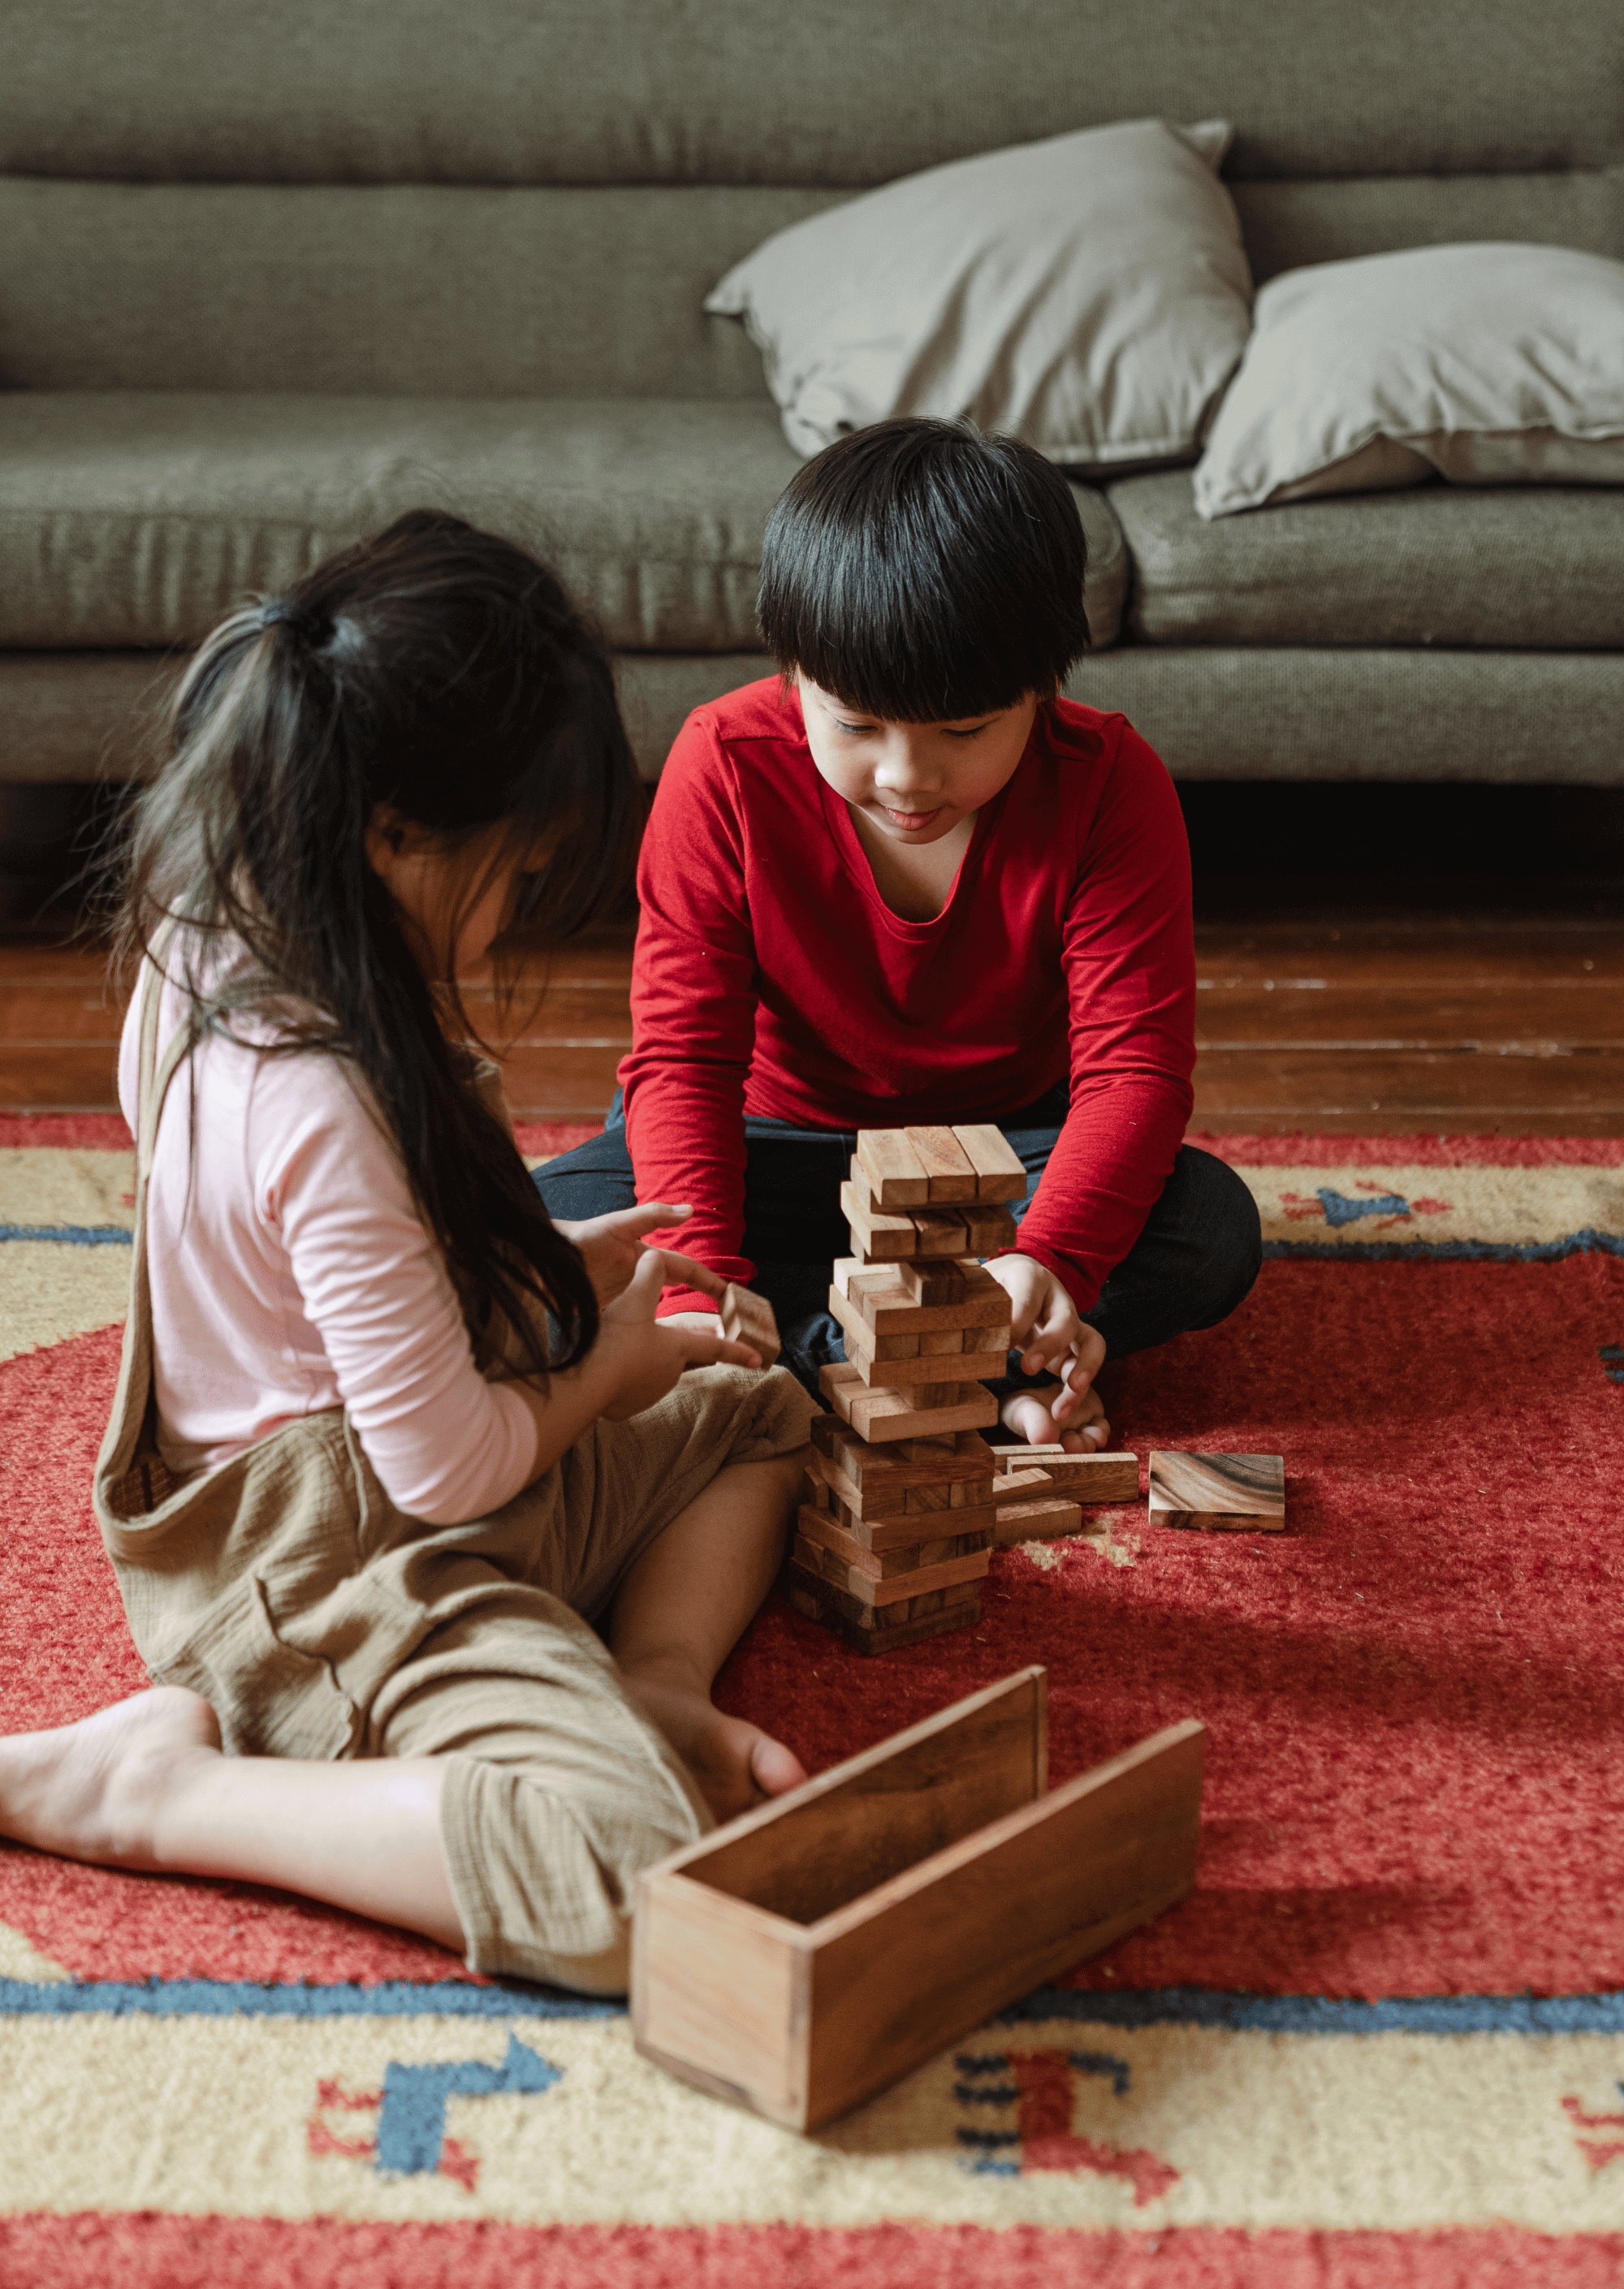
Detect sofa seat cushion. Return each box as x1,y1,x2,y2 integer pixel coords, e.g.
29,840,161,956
0,392,1129,654
1108,468,1624,649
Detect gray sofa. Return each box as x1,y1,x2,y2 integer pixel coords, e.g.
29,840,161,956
3,0,1621,810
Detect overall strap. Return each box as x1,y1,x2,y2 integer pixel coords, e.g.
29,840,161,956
96,915,197,1525
134,918,194,1181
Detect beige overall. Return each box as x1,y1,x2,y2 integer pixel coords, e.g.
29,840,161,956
93,950,818,1990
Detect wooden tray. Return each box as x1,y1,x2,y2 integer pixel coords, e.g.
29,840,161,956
631,1666,1203,2131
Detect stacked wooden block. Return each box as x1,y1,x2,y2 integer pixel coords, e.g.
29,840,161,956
788,1124,1025,1653
987,1443,1140,1544
820,1123,1024,1440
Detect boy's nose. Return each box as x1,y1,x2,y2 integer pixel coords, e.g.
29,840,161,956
874,759,940,797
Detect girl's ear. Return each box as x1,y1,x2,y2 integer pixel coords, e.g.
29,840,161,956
364,804,410,879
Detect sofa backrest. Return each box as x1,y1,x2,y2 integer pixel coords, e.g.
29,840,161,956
4,0,1621,397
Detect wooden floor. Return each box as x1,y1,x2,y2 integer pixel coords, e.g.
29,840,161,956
5,916,1623,1134
2,906,1622,1130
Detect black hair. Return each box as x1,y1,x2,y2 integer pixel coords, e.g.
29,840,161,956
757,417,1090,723
113,507,641,1381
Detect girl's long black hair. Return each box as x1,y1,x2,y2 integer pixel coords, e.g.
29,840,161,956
114,508,641,1379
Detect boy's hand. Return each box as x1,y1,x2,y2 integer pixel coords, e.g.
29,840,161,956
983,1254,1110,1452
554,1202,728,1310
594,1248,761,1419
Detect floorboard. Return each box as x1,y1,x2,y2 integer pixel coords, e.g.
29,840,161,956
5,918,1623,1132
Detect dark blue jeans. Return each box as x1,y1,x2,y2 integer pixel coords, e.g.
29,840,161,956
533,1086,1262,1410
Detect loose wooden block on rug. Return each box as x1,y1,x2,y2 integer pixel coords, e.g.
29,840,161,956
1147,1451,1287,1532
632,1666,1205,2131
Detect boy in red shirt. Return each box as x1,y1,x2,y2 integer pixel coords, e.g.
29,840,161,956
538,418,1260,1449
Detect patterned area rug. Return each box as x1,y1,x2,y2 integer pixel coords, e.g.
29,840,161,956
4,1114,1624,2285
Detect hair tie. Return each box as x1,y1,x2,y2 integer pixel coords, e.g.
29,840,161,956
259,596,335,648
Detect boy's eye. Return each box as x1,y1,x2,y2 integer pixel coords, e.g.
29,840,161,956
835,719,876,736
944,723,993,740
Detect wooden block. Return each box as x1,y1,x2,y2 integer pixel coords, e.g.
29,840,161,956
896,1259,968,1306
857,1507,1000,1555
918,1327,964,1355
633,1667,1205,2131
810,1419,996,1497
989,1466,1057,1504
951,1123,1030,1203
903,1125,978,1203
840,1178,918,1262
856,1129,931,1210
909,1207,969,1256
785,1568,985,1657
832,1261,1012,1338
993,1496,1086,1547
830,1258,901,1303
795,1505,991,1581
818,1362,1000,1444
914,1532,994,1566
1002,1449,1142,1506
720,1281,781,1367
903,1481,954,1514
793,1535,992,1608
786,1558,981,1632
826,1283,922,1363
1148,1452,1285,1531
849,1385,1000,1441
844,1340,1012,1392
959,1202,1018,1255
803,1466,831,1511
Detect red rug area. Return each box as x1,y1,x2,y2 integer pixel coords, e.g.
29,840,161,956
5,1117,1623,1997
7,2217,1622,2289
5,1227,1622,1997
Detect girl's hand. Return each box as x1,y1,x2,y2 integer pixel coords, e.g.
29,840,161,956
594,1248,761,1419
553,1202,728,1310
983,1254,1110,1452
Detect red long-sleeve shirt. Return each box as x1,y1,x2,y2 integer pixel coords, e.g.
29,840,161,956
621,676,1195,1317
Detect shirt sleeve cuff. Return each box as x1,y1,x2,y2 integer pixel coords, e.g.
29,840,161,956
1000,1240,1099,1320
656,1287,723,1319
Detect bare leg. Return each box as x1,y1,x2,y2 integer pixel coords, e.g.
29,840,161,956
611,1445,810,1822
0,1688,464,1952
0,1449,810,1933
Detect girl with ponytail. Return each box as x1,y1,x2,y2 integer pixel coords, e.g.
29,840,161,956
0,511,817,1993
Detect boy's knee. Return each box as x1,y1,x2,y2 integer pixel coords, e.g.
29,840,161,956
438,1752,706,1993
529,1126,637,1223
1178,1147,1263,1325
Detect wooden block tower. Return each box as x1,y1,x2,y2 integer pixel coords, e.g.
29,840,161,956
788,1124,1028,1655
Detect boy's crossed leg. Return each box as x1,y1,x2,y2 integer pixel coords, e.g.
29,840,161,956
536,1111,1261,1442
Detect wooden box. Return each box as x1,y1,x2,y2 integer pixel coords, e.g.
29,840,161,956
631,1667,1204,2131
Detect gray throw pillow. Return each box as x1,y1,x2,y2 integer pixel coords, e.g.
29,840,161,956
1194,243,1624,516
706,119,1251,473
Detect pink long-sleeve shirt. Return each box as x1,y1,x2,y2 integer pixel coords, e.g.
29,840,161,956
119,965,539,1525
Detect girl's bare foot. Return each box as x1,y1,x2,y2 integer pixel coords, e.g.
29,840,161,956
0,1687,221,1869
1001,1378,1111,1453
620,1655,806,1823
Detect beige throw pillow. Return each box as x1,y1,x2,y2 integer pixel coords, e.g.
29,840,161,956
1193,243,1624,517
705,119,1251,472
